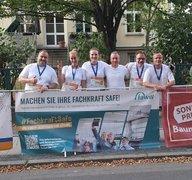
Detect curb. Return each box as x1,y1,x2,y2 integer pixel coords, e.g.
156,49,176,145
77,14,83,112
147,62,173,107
1,147,192,166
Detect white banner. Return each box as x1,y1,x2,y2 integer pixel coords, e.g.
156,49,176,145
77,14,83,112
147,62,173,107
0,92,13,150
15,88,160,154
15,88,159,112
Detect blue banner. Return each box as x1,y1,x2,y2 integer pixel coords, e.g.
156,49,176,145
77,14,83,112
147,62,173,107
15,89,160,154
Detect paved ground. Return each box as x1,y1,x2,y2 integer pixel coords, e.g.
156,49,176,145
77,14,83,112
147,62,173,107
0,127,192,166
1,133,192,167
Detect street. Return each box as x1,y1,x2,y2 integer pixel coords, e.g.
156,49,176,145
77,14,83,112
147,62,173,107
1,162,192,180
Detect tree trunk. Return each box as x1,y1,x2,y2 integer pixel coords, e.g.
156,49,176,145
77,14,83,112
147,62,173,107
90,0,124,64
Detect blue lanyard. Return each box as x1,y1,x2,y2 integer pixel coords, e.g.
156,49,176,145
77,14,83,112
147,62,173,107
154,65,163,80
72,67,77,80
136,65,144,79
91,62,98,77
37,64,46,77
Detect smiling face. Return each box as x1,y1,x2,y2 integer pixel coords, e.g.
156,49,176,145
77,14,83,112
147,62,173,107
121,137,129,146
37,51,48,67
153,53,163,69
90,49,99,64
107,132,114,143
110,52,120,68
136,53,146,67
69,51,78,68
101,132,107,140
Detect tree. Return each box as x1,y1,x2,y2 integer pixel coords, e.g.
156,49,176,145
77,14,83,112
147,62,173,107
0,28,36,89
128,0,167,60
149,1,192,85
1,0,139,63
152,2,192,64
69,32,108,63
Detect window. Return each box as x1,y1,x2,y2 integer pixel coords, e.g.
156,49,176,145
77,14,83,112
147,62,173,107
45,15,65,46
75,15,91,33
128,53,135,62
125,11,142,34
17,16,36,33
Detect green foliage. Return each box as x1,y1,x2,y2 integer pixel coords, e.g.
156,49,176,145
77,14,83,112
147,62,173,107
0,28,35,68
69,32,109,64
0,27,36,89
151,9,192,64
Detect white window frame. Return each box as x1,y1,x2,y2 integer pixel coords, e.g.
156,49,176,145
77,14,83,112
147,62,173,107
45,14,65,47
124,10,144,35
17,15,35,33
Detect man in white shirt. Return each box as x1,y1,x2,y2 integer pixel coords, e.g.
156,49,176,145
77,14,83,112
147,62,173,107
105,51,128,89
19,50,58,93
143,52,175,106
143,52,175,141
127,50,151,88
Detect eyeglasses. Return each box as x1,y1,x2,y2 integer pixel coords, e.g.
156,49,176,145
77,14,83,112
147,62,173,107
137,58,145,60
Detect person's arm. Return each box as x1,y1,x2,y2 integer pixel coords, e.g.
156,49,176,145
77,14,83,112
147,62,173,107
162,80,175,90
92,126,102,142
143,81,162,91
57,63,65,86
81,69,87,89
81,80,87,89
47,83,58,89
18,76,37,85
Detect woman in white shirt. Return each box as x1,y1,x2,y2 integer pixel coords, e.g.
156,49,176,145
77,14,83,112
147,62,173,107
82,48,108,89
57,49,86,91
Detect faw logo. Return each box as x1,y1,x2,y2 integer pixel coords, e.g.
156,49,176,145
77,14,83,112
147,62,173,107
135,92,154,101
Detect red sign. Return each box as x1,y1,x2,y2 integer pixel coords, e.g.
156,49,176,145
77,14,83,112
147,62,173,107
162,86,192,147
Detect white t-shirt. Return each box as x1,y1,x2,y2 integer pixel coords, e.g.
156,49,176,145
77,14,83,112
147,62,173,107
105,65,128,88
61,65,86,91
127,62,151,88
82,60,108,88
143,64,175,106
19,63,58,91
143,64,175,86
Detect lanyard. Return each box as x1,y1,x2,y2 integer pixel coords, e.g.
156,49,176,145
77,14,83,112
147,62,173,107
154,65,163,80
136,65,144,79
72,67,77,80
91,62,98,77
37,64,46,77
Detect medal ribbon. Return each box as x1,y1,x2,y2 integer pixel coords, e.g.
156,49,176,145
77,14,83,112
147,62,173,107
37,64,46,77
91,62,98,77
72,67,77,80
136,65,144,79
154,65,163,80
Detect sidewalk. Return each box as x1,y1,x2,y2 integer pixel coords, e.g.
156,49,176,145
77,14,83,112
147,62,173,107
1,134,192,166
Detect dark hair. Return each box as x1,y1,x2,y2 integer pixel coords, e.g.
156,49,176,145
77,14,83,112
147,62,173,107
38,49,48,54
135,50,146,57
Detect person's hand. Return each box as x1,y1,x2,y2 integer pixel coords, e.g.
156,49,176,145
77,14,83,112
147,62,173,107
38,85,48,93
154,85,165,91
57,61,63,72
28,76,37,85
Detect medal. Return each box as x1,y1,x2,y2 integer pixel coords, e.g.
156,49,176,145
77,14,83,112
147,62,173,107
154,65,163,80
91,62,98,77
37,64,46,80
136,65,144,79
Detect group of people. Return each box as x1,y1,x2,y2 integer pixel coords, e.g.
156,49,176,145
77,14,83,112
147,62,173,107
18,48,175,152
92,124,134,152
18,48,175,106
73,127,134,152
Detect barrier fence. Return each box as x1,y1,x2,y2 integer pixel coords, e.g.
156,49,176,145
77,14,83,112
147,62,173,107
1,86,192,155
